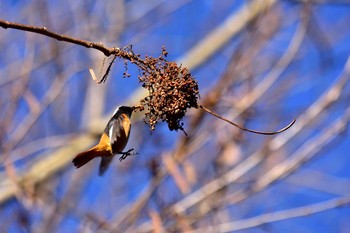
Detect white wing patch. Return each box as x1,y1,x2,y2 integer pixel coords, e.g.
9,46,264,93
112,106,120,116
109,125,114,144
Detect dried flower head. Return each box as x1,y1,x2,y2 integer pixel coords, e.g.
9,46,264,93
131,47,200,133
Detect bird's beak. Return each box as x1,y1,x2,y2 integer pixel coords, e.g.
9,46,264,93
132,105,141,111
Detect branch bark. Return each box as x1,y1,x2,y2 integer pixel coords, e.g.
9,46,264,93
0,19,117,56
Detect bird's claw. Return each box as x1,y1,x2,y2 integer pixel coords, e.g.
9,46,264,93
118,148,138,161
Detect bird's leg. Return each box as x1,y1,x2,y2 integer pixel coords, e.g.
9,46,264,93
118,148,137,161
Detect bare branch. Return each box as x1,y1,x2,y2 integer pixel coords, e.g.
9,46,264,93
0,19,117,56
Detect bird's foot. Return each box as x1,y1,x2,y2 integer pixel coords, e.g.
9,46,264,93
118,148,137,161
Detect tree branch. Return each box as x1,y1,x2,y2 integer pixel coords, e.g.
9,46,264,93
0,19,117,56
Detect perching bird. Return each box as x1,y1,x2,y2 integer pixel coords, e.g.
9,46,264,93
72,106,135,175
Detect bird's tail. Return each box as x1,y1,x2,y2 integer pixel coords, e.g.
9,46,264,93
72,144,111,169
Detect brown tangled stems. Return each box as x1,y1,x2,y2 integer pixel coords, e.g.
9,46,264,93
0,19,295,135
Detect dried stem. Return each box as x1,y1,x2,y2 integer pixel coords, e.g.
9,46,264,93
199,105,296,135
98,54,118,83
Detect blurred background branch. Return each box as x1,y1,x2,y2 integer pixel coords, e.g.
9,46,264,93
0,1,350,233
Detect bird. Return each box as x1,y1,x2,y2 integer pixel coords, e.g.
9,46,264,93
72,106,135,175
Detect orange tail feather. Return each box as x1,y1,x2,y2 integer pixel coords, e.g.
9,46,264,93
72,145,111,169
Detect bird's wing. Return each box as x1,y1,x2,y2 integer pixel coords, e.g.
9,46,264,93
108,116,124,146
99,116,125,175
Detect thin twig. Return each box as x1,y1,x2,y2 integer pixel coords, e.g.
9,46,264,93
199,105,296,135
98,54,117,83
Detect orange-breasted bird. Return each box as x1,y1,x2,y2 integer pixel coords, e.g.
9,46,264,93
72,106,135,175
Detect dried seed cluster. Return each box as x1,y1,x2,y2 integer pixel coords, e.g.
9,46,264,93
126,47,199,133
